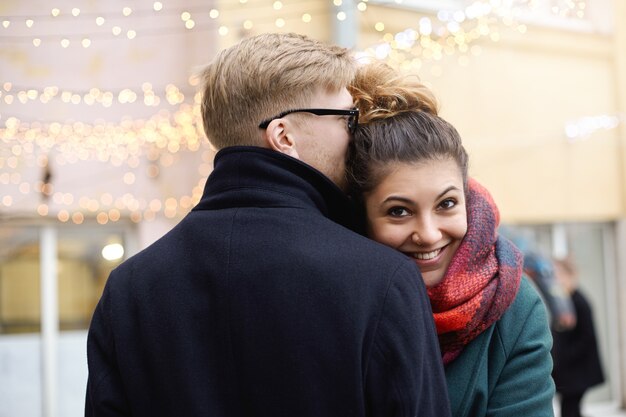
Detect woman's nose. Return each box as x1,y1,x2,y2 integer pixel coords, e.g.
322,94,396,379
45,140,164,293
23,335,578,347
413,217,441,246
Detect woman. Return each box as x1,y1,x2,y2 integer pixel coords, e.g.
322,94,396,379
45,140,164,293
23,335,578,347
551,257,604,417
347,62,555,417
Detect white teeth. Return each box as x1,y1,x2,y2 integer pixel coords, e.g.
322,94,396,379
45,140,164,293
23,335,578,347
413,248,441,260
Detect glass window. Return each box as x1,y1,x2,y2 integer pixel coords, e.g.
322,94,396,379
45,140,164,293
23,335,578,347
501,221,617,405
0,222,128,335
0,226,41,334
57,226,127,331
0,221,133,417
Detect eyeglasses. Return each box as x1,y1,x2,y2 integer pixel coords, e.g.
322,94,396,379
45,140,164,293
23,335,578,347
258,108,359,134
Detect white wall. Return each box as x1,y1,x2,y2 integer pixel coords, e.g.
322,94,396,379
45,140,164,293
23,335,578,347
0,331,88,417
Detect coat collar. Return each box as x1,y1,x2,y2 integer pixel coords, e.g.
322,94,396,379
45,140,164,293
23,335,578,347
193,146,358,229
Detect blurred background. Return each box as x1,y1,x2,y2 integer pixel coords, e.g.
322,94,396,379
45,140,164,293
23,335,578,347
0,0,624,416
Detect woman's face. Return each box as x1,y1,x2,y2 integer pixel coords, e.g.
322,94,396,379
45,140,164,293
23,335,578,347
364,158,468,287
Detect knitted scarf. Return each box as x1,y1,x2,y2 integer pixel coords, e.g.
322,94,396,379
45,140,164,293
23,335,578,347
427,178,523,365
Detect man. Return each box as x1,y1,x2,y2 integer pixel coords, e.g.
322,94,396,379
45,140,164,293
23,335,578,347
86,32,450,417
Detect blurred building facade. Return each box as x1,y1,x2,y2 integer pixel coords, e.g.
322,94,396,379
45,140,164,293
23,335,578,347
0,0,625,416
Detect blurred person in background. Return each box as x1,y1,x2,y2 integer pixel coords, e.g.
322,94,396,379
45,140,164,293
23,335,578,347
85,33,451,417
523,250,577,331
551,256,605,417
347,61,555,417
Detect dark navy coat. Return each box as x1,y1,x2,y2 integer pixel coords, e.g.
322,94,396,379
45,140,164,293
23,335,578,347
552,289,604,394
86,146,450,417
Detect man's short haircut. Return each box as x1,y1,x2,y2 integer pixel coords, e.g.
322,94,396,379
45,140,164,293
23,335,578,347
199,32,357,149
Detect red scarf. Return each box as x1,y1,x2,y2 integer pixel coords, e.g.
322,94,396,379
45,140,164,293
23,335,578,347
427,179,523,365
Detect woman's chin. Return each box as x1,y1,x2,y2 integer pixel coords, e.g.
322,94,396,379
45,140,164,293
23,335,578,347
421,270,445,288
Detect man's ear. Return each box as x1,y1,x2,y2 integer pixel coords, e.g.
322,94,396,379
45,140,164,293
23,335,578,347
262,119,300,159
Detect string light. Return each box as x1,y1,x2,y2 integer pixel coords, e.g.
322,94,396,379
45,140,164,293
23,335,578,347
0,100,214,222
0,1,333,48
0,0,590,224
357,4,497,72
0,82,195,108
356,0,588,75
564,114,623,142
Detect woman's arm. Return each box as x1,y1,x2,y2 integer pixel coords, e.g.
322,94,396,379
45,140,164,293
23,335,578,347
487,280,555,416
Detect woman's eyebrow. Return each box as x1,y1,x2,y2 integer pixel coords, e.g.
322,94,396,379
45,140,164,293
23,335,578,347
436,185,460,200
382,195,413,205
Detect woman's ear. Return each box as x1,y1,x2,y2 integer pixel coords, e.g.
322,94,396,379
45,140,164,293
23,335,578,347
262,119,300,158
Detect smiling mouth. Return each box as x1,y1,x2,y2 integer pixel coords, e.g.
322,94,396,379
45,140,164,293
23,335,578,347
410,248,442,260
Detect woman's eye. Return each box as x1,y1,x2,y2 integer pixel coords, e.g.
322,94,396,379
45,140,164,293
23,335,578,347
388,207,410,217
439,199,456,210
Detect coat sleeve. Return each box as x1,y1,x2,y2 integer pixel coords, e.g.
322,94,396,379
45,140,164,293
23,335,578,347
85,273,131,417
364,261,452,417
487,282,555,417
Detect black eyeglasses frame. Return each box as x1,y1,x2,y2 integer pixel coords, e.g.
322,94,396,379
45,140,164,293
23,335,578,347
258,108,359,134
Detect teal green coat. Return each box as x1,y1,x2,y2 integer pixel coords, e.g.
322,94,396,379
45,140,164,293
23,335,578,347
445,276,555,417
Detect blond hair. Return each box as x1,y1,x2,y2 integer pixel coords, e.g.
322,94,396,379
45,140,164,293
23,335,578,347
199,33,356,149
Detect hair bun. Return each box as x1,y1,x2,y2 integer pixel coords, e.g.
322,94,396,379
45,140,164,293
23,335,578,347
349,61,438,124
